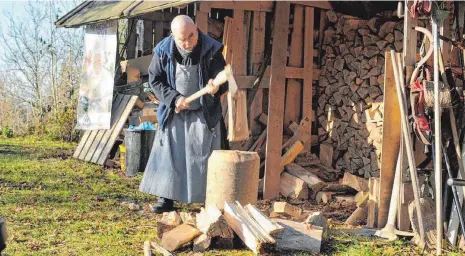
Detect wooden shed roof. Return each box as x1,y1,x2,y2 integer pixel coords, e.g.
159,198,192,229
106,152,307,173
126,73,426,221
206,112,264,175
55,0,195,28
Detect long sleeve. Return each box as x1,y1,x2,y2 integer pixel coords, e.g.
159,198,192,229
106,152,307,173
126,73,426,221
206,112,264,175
148,53,181,107
208,47,229,96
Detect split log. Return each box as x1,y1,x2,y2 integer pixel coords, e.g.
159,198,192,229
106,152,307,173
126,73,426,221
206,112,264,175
341,172,369,192
196,204,234,239
334,195,356,203
274,219,323,253
157,211,182,239
245,204,284,235
322,184,356,193
193,234,211,253
280,172,309,199
223,202,274,254
305,212,328,234
319,143,334,168
345,204,368,226
356,192,369,207
144,240,152,256
273,202,303,218
161,224,201,252
316,192,334,204
284,164,325,188
280,140,304,168
180,212,196,226
150,242,173,256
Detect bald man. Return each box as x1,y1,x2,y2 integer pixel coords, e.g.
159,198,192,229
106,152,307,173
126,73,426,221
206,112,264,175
139,15,228,213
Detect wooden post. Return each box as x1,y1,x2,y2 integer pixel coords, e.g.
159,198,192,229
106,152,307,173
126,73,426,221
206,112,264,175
249,11,266,136
143,20,153,55
378,52,401,228
284,5,304,127
126,18,137,59
263,1,290,199
196,3,209,34
302,7,315,150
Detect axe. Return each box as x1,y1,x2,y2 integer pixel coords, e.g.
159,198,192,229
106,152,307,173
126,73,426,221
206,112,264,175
179,64,238,109
176,64,249,142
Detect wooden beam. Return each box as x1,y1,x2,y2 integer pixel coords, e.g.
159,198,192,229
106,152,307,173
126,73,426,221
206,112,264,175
206,1,273,12
232,10,247,76
303,7,315,150
377,52,401,228
249,11,266,136
196,2,209,34
263,1,290,199
236,67,320,89
290,1,332,10
284,5,304,126
195,11,209,34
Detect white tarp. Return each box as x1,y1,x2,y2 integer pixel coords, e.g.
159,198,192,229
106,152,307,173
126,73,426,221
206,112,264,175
76,20,117,130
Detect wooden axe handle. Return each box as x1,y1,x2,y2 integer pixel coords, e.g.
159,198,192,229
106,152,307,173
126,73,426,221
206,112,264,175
184,65,230,105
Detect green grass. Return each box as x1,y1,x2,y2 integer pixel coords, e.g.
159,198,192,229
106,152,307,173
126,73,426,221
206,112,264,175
0,137,462,255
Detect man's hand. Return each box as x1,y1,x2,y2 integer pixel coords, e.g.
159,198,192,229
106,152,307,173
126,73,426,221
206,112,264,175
175,96,189,113
204,79,219,96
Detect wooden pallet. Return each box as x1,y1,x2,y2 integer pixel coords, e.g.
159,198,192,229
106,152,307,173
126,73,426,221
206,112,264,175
73,94,139,165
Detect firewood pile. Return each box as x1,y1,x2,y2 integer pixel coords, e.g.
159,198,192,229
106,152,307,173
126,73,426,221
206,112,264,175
317,10,405,179
143,202,326,255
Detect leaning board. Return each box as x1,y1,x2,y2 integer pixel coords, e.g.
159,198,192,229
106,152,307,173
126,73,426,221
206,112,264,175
73,94,139,165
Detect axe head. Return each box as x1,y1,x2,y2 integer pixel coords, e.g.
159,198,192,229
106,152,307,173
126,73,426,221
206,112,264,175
225,65,238,96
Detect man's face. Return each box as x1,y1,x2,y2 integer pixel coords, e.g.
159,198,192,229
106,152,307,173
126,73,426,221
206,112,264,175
172,25,198,51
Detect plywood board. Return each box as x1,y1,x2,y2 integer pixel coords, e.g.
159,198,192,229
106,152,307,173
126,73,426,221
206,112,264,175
284,5,304,126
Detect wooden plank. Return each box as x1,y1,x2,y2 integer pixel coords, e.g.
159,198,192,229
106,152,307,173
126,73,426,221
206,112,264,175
303,7,315,150
97,96,139,165
398,182,413,231
367,177,379,228
90,95,131,164
195,7,209,34
84,95,124,162
78,130,99,160
143,20,153,55
263,1,290,199
284,5,304,126
73,131,91,159
222,17,233,64
207,1,273,12
236,67,320,89
249,11,266,136
232,10,248,76
245,204,284,235
377,52,401,228
290,1,332,10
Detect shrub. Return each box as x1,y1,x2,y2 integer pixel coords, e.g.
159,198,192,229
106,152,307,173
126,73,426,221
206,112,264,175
2,126,13,138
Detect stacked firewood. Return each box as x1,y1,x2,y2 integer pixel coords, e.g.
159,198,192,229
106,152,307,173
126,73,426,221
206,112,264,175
144,202,325,255
317,10,404,179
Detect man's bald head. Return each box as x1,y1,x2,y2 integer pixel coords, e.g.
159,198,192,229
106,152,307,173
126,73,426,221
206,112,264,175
171,15,198,51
